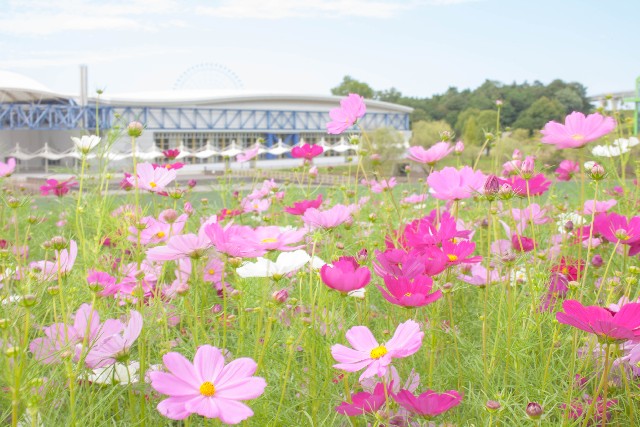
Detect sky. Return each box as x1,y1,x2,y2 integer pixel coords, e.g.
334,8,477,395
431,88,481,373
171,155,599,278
0,0,637,99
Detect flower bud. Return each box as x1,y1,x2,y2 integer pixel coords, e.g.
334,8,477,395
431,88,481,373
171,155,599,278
272,289,289,303
521,156,535,179
525,402,543,419
512,149,522,160
127,121,144,137
486,400,501,412
564,220,574,232
589,163,606,181
187,179,197,188
454,140,464,154
439,131,452,142
591,254,604,268
49,236,68,251
483,175,500,197
161,209,179,223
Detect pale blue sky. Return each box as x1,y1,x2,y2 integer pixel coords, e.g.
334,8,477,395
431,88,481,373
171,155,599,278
0,0,636,98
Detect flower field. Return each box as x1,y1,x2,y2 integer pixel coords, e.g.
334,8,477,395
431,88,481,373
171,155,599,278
1,94,639,426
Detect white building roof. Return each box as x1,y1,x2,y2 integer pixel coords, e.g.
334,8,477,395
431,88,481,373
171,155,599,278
0,70,68,103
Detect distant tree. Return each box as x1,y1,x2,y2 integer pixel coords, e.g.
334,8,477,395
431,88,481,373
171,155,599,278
462,116,481,146
331,76,375,99
554,87,584,114
513,96,565,133
410,120,453,147
455,108,481,135
365,127,407,175
376,87,403,103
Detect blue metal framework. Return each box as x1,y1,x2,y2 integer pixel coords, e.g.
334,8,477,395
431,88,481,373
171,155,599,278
0,104,410,132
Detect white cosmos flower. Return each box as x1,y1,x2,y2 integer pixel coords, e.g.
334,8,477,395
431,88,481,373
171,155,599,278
592,137,639,158
71,135,101,154
556,212,586,234
87,361,140,385
584,161,597,170
236,250,312,278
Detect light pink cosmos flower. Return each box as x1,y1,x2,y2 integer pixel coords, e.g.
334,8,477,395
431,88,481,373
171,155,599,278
236,147,260,163
541,112,616,149
427,166,486,201
249,226,306,252
302,204,353,229
331,320,424,380
128,214,188,245
407,142,454,165
369,177,397,193
402,194,427,204
327,93,366,134
30,304,123,365
127,162,177,192
392,389,462,418
511,203,552,233
241,197,271,213
30,240,78,281
0,158,16,177
149,345,266,423
205,223,266,258
85,310,143,368
146,229,211,261
583,199,617,215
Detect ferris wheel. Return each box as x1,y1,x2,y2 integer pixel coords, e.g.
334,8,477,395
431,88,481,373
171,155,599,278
173,63,244,91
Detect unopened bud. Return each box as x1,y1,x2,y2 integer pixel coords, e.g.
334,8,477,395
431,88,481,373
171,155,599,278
525,402,543,419
454,141,464,154
127,121,144,137
272,289,289,303
486,400,501,412
592,254,604,267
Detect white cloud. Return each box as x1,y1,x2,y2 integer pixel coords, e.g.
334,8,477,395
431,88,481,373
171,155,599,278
195,0,472,19
0,0,181,35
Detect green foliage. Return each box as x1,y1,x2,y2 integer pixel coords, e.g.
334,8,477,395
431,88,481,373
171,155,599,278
410,120,453,147
330,75,375,99
513,96,565,134
364,127,407,175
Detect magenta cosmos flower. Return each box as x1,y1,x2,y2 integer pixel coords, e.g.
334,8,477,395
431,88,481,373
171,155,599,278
327,93,366,134
284,194,323,215
335,382,386,416
377,274,442,308
291,143,323,160
320,256,371,294
541,112,616,149
407,142,454,166
392,389,462,419
149,345,266,423
593,212,640,245
556,300,640,342
331,319,424,380
40,178,78,197
427,166,486,201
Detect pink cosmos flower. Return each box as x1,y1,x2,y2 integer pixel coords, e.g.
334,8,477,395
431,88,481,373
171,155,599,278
146,230,211,261
326,93,366,134
427,166,486,201
291,143,323,160
149,345,266,423
368,177,397,193
241,197,271,213
457,264,502,287
284,194,323,215
236,147,260,163
30,304,123,365
87,270,118,296
331,320,424,380
407,142,454,165
555,160,580,181
302,204,353,229
541,112,616,149
502,159,522,176
204,223,266,258
335,382,386,416
0,158,16,177
402,194,427,204
30,240,78,281
511,203,551,233
556,300,640,342
40,178,78,197
85,310,142,368
374,248,430,280
250,226,306,252
392,389,462,418
583,199,617,215
320,256,371,293
127,162,176,192
377,274,442,307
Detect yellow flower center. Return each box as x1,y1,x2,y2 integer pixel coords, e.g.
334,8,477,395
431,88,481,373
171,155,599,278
561,267,568,275
156,231,165,238
571,134,585,141
447,254,458,262
261,237,278,243
199,381,216,396
165,164,172,169
150,182,157,188
370,345,388,359
404,292,412,297
208,269,215,275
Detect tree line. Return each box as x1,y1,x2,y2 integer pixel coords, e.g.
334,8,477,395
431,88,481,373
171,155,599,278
331,76,592,145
